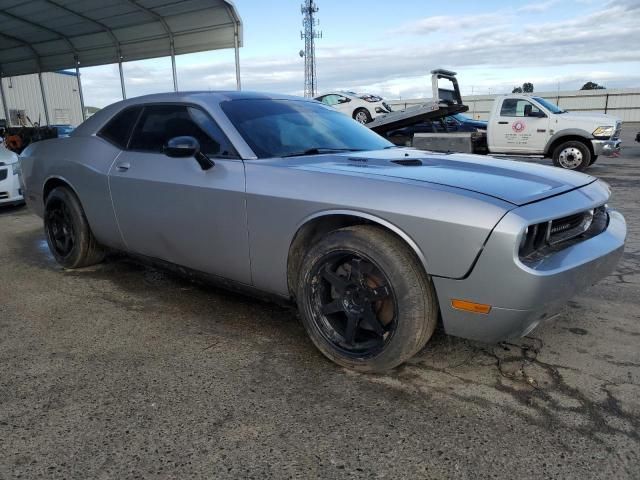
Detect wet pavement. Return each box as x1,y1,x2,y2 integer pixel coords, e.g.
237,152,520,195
1,125,639,479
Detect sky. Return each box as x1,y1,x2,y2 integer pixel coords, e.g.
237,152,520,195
79,0,640,108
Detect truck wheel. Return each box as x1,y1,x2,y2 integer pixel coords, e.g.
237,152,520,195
44,187,105,269
589,155,599,165
552,141,591,171
296,225,438,372
353,108,372,124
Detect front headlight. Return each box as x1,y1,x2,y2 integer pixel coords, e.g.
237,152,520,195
592,126,614,139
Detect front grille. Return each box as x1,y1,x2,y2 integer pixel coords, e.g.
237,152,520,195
0,168,7,181
548,211,594,245
519,206,608,263
0,192,9,199
382,102,393,112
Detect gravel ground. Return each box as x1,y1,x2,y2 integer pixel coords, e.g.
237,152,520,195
1,125,639,479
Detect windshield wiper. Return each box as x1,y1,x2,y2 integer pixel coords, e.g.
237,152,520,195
281,147,363,158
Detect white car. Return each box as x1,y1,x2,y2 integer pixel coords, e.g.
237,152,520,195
0,145,24,206
315,91,392,124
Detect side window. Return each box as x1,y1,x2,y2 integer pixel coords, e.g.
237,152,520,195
323,95,339,106
128,105,236,157
500,99,541,117
187,107,237,157
98,106,142,148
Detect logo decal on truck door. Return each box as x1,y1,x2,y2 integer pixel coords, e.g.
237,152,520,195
512,120,526,133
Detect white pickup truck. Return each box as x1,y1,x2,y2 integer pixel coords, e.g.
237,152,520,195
411,94,622,171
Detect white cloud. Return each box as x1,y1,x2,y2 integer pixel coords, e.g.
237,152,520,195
517,0,558,13
390,13,507,35
80,1,640,107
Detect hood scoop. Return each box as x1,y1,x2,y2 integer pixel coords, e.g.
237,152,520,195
391,158,423,167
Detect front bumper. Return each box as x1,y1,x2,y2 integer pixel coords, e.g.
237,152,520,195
0,169,24,206
433,182,626,343
592,138,621,156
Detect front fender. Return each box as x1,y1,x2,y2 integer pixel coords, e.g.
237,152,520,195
293,209,429,269
543,128,593,154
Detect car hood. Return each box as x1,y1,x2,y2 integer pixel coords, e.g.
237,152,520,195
288,149,596,206
559,111,620,125
0,146,18,165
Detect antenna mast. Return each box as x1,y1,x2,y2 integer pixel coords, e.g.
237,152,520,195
300,0,322,97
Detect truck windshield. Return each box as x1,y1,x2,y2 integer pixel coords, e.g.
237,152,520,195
221,99,393,158
533,97,566,114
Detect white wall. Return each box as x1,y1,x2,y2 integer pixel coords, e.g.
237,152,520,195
389,88,640,123
0,72,84,127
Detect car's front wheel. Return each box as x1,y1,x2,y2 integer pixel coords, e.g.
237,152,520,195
44,187,105,268
552,140,591,171
297,225,438,372
353,108,372,124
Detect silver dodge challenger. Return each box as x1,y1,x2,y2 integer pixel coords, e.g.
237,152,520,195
19,92,626,372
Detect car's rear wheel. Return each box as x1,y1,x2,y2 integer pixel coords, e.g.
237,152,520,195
44,187,105,268
353,108,372,124
552,140,591,171
297,225,438,372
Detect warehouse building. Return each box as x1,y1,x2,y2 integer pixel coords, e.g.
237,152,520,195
1,71,84,127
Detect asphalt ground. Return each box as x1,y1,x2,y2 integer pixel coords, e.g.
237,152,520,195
1,124,639,479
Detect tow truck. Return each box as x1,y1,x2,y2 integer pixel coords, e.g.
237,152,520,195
370,70,622,171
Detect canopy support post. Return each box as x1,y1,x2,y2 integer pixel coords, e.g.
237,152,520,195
170,39,178,92
75,57,86,121
234,24,241,90
38,72,50,126
118,60,126,99
0,72,9,126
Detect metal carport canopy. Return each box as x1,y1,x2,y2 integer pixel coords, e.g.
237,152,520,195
0,0,243,124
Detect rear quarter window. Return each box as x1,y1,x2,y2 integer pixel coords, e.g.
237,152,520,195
98,107,143,148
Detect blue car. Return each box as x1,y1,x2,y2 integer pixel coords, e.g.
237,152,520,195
51,124,75,138
387,113,487,138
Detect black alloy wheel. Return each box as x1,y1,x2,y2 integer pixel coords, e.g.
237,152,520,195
308,251,398,358
45,198,76,259
44,186,105,268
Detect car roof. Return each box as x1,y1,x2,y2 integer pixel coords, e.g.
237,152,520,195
73,90,312,137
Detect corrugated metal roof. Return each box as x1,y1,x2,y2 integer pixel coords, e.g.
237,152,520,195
0,0,242,76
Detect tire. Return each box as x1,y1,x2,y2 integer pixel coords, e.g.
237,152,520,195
589,155,599,166
296,225,438,372
353,108,372,124
44,187,105,269
552,140,591,171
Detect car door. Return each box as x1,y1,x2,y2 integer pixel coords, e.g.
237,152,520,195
333,95,354,116
489,98,550,153
108,103,251,284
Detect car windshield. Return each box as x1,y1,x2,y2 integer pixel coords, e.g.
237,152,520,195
533,97,566,114
452,113,472,121
221,99,393,158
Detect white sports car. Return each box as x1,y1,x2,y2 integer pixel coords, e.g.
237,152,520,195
315,91,392,124
0,145,24,206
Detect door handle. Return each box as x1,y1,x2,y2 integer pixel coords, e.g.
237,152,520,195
116,162,130,172
498,121,508,125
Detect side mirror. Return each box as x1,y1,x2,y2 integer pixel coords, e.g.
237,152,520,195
164,136,214,170
529,110,546,118
338,98,351,104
